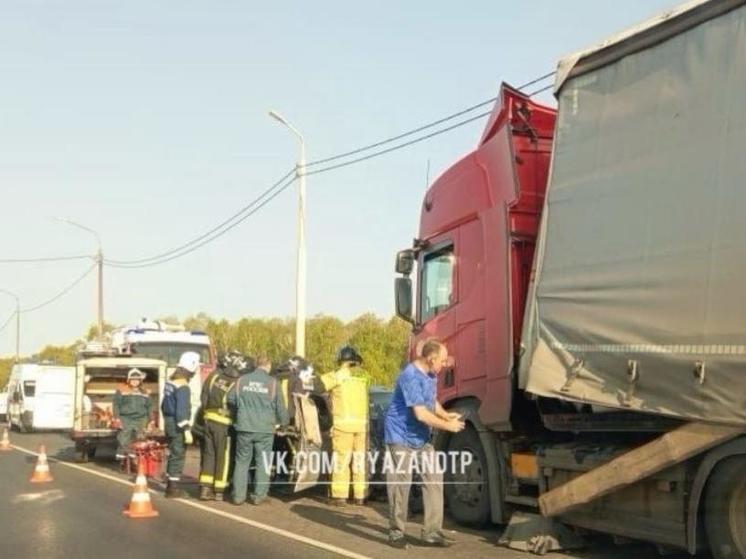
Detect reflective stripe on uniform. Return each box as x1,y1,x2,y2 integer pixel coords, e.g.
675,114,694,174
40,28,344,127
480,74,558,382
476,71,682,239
204,411,232,425
218,434,232,490
199,474,214,484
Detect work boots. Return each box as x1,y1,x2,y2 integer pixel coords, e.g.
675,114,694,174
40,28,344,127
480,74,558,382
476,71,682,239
165,479,188,499
199,486,215,501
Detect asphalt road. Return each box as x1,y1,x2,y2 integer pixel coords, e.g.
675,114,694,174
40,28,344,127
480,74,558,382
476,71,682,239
0,431,694,559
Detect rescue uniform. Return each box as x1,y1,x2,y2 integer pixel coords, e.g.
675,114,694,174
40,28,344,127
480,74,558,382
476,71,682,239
199,366,240,496
228,367,288,504
161,375,192,483
320,364,370,501
113,385,152,459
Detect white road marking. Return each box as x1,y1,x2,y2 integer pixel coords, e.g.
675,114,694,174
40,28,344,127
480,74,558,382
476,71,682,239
10,444,373,559
12,489,65,504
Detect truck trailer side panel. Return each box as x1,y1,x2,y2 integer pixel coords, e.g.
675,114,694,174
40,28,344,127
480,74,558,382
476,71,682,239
522,0,746,426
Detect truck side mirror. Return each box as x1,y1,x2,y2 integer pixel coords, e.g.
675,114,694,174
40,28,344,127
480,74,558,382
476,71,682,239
395,249,415,275
395,277,415,325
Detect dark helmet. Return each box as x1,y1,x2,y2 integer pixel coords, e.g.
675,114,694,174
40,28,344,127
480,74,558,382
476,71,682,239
336,345,362,366
287,355,305,372
223,350,248,372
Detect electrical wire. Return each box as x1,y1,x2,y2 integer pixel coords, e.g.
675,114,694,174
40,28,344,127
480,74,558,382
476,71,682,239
527,83,555,96
105,167,296,266
307,110,493,176
305,71,555,168
0,255,92,264
106,70,556,266
2,70,556,270
106,174,298,269
20,263,96,313
0,311,16,334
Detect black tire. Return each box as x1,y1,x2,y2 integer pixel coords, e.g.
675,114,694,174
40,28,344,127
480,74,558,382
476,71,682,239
705,456,746,559
445,426,491,527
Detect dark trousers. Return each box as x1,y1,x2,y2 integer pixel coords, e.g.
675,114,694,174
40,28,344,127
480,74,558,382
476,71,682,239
199,420,232,492
165,416,186,480
233,432,275,503
116,416,146,457
386,444,443,539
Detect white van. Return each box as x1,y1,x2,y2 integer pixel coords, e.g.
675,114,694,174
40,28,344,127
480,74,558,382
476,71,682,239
0,388,7,422
7,364,76,432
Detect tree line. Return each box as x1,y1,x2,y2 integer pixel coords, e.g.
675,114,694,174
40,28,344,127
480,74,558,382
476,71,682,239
0,313,411,389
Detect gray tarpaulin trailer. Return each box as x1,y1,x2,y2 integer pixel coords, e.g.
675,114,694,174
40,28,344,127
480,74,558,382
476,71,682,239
522,0,746,424
515,1,746,556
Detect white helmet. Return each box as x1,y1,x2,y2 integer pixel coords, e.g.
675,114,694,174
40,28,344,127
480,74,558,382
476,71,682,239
177,351,201,374
127,368,146,381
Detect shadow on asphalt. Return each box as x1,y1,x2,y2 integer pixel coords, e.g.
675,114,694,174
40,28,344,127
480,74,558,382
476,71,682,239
290,503,391,546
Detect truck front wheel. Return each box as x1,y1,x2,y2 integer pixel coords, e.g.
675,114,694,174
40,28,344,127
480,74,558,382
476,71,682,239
705,456,746,559
445,426,491,527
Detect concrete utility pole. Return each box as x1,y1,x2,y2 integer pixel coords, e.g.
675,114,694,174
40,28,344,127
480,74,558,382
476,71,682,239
0,289,20,362
56,218,104,339
269,110,307,357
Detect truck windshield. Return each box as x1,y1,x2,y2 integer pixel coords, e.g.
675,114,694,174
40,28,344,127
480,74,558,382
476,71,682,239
131,343,212,367
420,245,455,322
23,381,36,398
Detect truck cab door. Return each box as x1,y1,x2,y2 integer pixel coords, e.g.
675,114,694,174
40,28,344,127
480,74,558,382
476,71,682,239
416,233,460,401
290,393,327,492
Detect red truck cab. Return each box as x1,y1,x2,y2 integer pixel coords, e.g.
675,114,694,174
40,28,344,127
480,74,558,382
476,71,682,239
395,84,556,431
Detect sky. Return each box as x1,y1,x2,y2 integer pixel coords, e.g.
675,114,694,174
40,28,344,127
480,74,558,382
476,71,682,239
0,0,680,355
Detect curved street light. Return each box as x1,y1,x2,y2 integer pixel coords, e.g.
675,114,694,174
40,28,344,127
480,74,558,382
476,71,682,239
269,110,307,357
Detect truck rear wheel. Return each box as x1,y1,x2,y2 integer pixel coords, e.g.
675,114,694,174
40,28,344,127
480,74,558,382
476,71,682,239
705,456,746,559
445,426,491,527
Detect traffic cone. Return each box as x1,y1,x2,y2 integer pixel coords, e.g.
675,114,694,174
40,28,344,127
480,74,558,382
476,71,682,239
30,445,53,483
0,427,10,451
123,456,159,519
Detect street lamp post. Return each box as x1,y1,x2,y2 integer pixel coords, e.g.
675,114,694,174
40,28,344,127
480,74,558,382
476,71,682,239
56,218,104,339
269,110,307,357
0,289,20,362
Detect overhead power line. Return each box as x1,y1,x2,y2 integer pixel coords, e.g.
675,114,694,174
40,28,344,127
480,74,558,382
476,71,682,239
106,173,298,269
307,110,493,176
105,167,296,267
307,81,556,177
0,254,92,264
0,70,556,271
21,262,96,313
0,311,15,334
106,70,556,268
305,71,555,168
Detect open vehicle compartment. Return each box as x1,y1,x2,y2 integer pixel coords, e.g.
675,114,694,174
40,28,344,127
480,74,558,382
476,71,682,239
72,357,168,449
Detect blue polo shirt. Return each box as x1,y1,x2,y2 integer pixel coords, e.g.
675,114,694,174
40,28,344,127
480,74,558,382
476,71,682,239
384,363,437,448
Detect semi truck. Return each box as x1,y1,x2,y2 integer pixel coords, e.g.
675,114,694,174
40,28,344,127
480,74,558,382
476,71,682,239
394,1,746,557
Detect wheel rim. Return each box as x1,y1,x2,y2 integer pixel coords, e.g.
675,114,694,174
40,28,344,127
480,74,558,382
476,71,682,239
450,446,485,508
729,475,746,555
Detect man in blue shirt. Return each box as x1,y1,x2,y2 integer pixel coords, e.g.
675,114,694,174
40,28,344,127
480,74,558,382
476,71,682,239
384,339,465,549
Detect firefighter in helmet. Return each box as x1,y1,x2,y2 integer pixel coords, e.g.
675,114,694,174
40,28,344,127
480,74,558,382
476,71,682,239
198,350,246,501
318,346,370,506
112,368,152,463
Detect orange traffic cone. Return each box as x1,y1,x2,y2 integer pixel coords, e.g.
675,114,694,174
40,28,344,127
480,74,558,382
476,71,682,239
30,445,53,483
123,457,159,519
0,427,10,451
